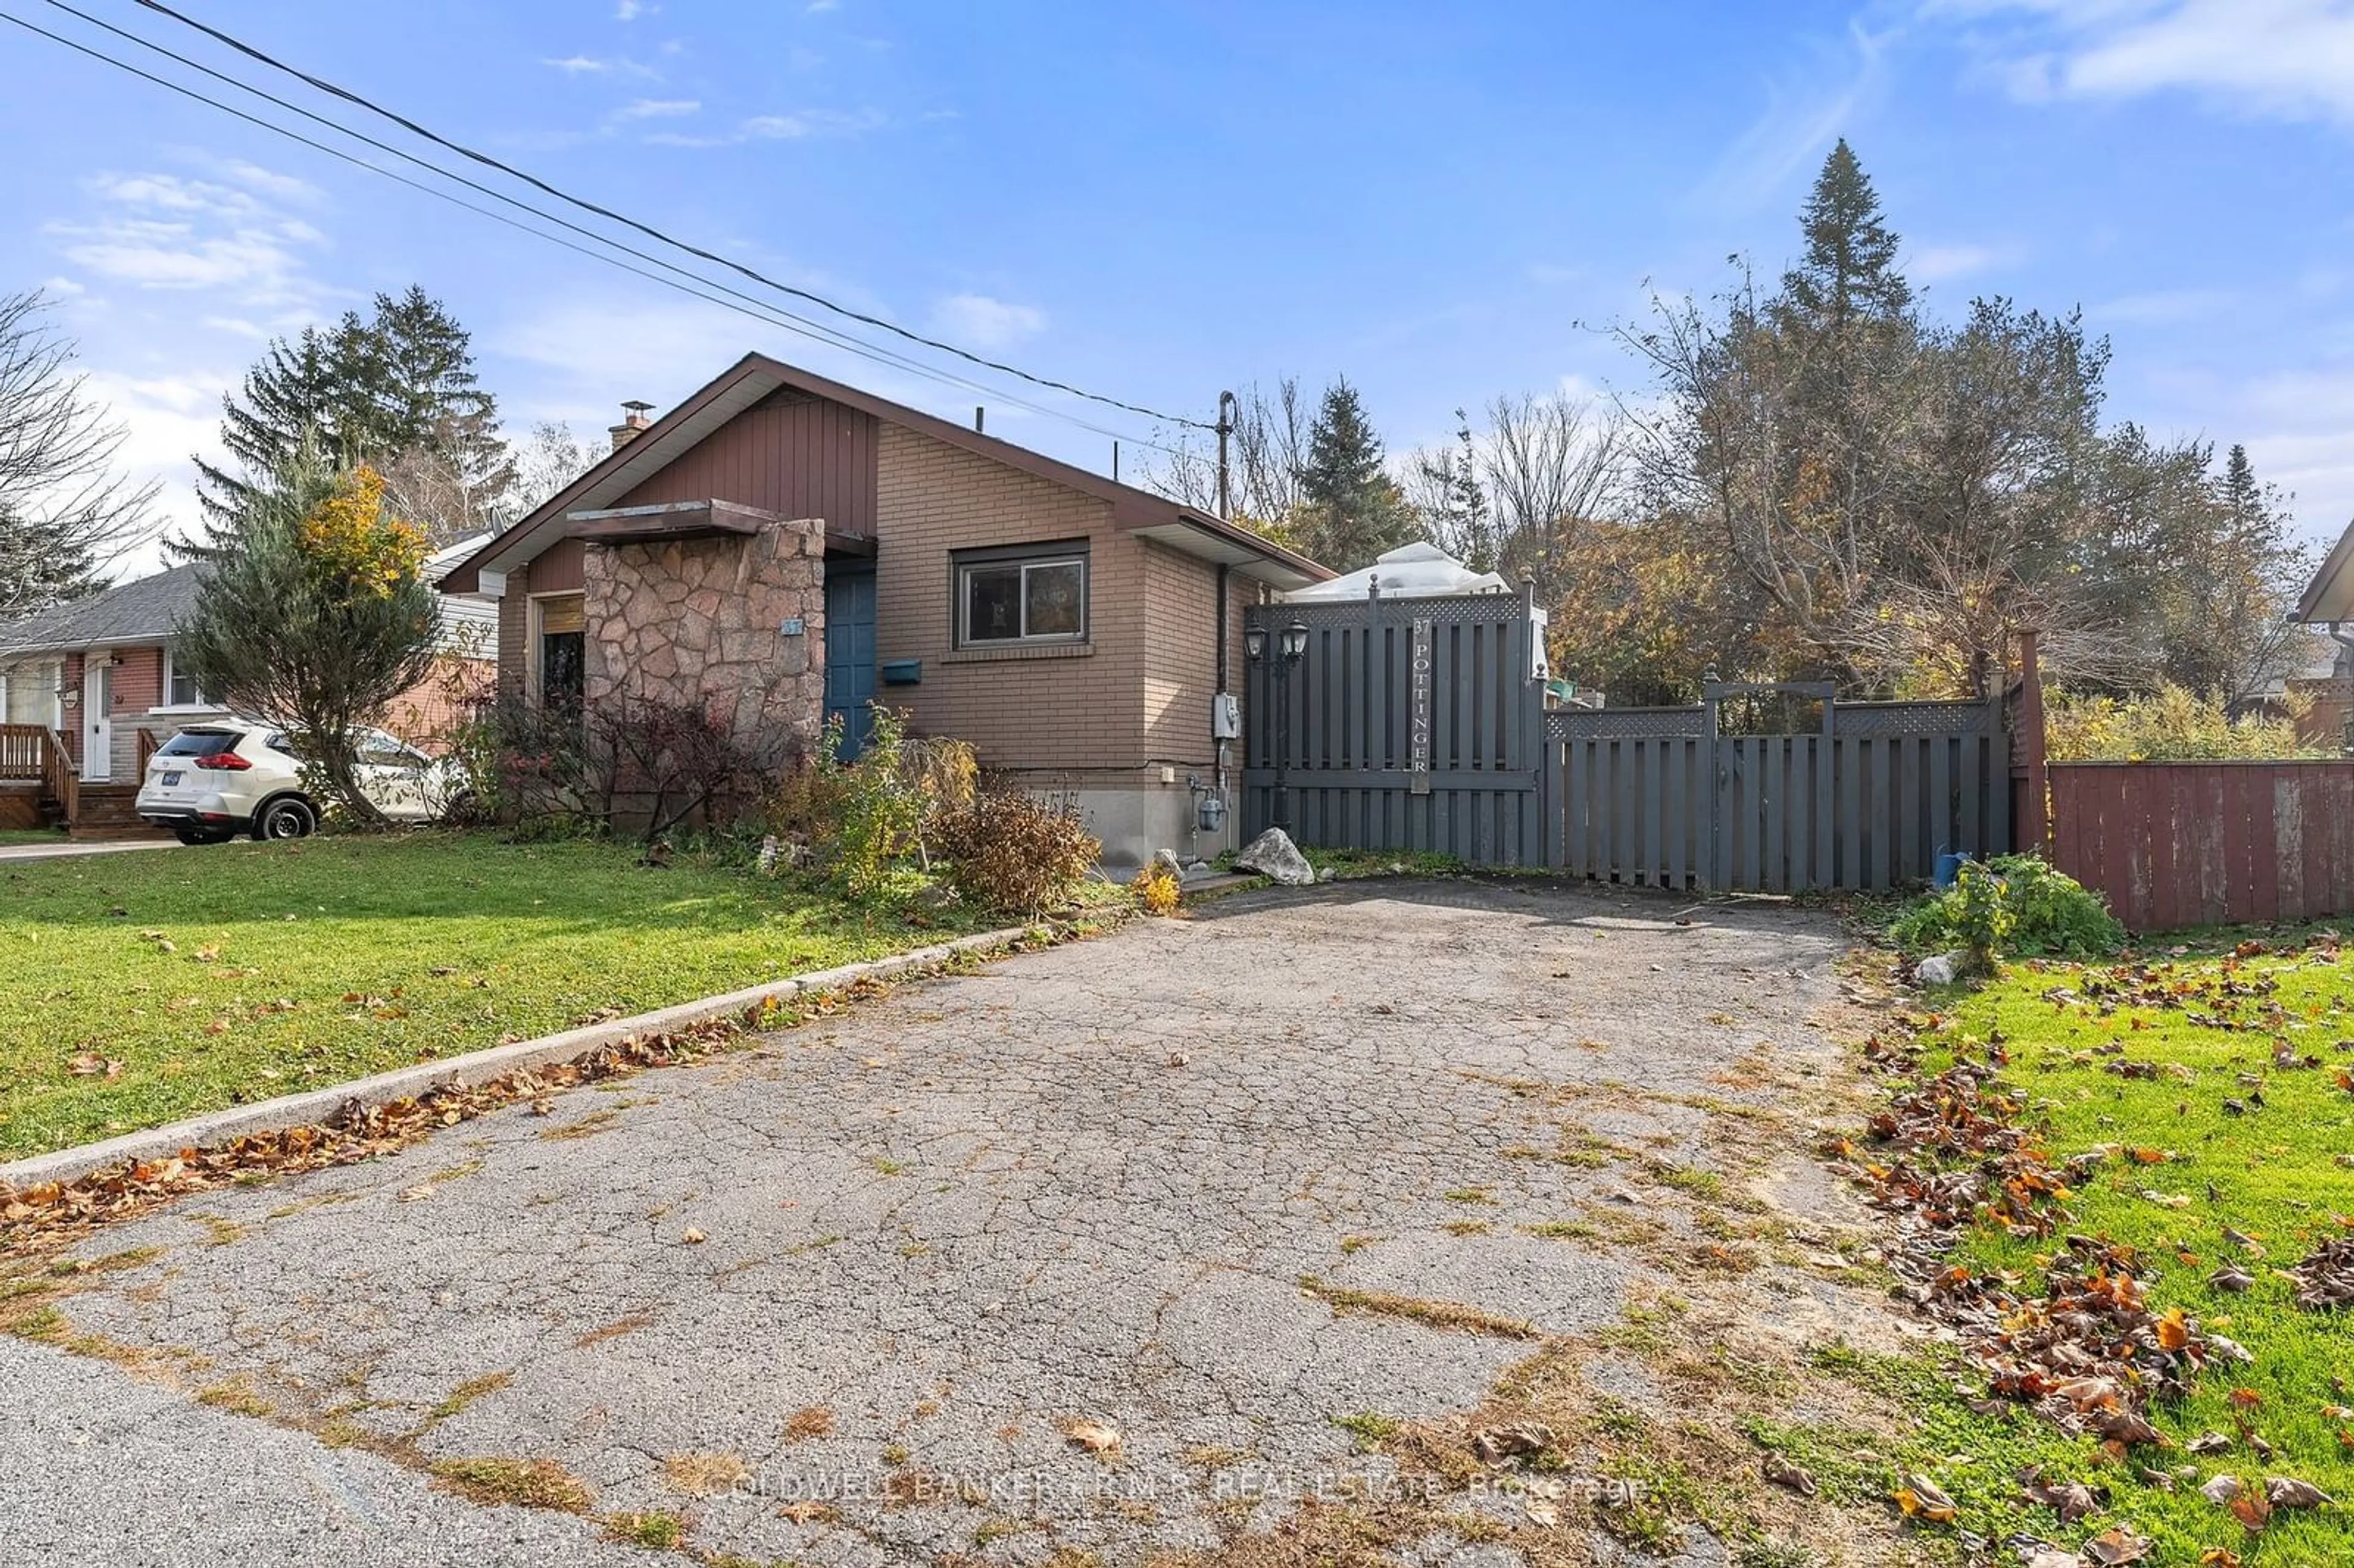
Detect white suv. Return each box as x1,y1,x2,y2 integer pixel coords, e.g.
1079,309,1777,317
136,723,467,844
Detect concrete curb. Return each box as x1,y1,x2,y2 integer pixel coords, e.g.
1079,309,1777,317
1,923,1046,1193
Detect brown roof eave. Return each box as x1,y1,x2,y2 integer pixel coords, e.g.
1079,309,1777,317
436,351,1335,592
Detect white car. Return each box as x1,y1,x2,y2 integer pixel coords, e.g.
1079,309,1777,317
136,722,468,844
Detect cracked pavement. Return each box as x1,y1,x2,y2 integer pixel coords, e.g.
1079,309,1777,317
2,876,1848,1566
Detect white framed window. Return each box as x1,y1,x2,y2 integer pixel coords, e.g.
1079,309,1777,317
954,544,1089,648
157,648,210,710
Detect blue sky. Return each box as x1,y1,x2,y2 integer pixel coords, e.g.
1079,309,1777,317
4,0,2352,573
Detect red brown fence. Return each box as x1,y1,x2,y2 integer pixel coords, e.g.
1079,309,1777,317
2046,761,2354,931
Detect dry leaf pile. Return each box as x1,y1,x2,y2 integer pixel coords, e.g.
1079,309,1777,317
0,1016,746,1254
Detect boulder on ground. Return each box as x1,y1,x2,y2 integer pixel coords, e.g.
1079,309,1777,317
1235,828,1316,886
1914,950,1967,986
1151,847,1184,878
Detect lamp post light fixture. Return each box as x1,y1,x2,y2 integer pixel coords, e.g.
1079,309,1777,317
1243,624,1267,663
1268,620,1310,834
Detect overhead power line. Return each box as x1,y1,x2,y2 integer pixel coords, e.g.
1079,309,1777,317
128,0,1214,432
1,5,1201,459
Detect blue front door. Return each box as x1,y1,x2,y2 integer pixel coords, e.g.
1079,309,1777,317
824,563,877,759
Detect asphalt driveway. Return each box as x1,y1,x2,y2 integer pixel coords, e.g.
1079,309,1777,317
2,877,1854,1567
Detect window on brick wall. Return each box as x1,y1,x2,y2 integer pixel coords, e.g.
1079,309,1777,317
954,542,1088,647
160,649,210,709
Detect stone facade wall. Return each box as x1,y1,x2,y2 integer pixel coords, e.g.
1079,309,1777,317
582,518,827,761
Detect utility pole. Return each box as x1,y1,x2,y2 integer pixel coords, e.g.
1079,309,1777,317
1215,390,1237,519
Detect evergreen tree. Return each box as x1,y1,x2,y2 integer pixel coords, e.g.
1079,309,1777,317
177,440,440,823
196,287,513,538
1415,411,1496,571
1298,379,1420,571
1777,138,1911,332
0,506,105,615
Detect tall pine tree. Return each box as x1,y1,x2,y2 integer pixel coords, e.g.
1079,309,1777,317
1298,379,1420,571
1777,138,1911,333
197,287,512,541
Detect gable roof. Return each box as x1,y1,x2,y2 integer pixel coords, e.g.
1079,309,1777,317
0,564,204,657
2298,517,2354,624
438,354,1331,595
0,535,493,660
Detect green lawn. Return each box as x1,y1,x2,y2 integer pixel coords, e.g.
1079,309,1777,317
0,828,67,847
0,832,993,1159
1840,938,2354,1563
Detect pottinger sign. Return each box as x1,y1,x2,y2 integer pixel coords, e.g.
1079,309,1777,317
1409,617,1433,794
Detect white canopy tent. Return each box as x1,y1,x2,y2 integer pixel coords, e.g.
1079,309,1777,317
1279,541,1512,603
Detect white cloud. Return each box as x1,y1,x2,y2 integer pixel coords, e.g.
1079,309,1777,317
644,107,886,147
1691,20,1892,213
929,294,1045,350
616,98,700,120
807,0,841,11
615,0,647,20
44,170,330,320
542,55,611,74
1941,0,2354,126
1906,242,2021,281
2090,286,2239,322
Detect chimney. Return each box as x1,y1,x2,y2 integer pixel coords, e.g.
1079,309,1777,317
609,399,655,452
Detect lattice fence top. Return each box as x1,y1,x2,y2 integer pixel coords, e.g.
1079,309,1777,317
1542,698,1993,742
1246,593,1529,630
1547,707,1708,740
1831,700,1994,738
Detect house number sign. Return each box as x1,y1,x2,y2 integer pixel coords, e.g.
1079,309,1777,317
1408,617,1433,795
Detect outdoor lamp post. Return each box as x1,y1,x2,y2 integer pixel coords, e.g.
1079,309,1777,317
1243,625,1267,663
1273,620,1307,832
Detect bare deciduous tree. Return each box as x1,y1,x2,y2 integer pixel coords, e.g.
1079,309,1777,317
508,419,598,519
1483,391,1628,601
0,289,159,616
1143,379,1312,536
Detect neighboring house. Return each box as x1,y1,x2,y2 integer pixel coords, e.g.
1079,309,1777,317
435,354,1330,864
2291,524,2354,751
0,538,495,785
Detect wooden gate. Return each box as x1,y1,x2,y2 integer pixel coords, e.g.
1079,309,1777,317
1545,684,2011,891
1240,587,1545,864
1245,590,2012,889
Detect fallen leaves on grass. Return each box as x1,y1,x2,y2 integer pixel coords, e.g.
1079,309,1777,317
1838,1052,2223,1455
1895,1472,1957,1523
2288,1236,2354,1311
1761,1452,1818,1497
0,1016,748,1254
2082,1524,2155,1564
2021,1464,2101,1523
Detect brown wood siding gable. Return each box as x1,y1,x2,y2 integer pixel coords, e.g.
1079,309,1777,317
613,392,879,537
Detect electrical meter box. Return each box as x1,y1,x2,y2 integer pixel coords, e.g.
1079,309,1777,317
1210,692,1241,739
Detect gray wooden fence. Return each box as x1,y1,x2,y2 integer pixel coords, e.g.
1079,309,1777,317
1243,593,2011,890
1547,686,2010,891
1240,588,1545,864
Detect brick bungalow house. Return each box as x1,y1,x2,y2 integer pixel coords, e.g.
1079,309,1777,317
0,538,495,807
434,354,1330,864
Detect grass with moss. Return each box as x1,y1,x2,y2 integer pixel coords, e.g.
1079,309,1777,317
1862,934,2354,1562
0,831,1003,1158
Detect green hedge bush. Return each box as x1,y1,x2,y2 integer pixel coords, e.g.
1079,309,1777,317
1890,853,2124,962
